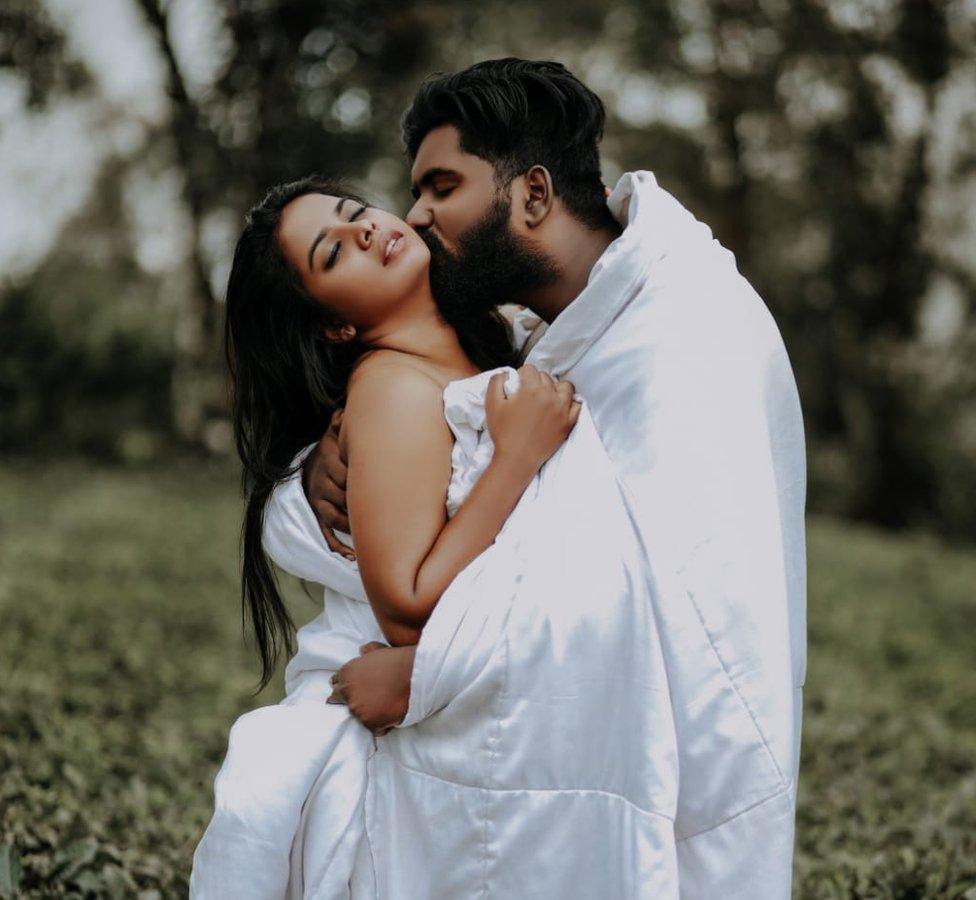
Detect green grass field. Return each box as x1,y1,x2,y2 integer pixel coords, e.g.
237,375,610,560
1,461,974,898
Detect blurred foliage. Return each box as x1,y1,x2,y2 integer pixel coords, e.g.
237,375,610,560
0,0,90,104
1,0,975,537
0,168,176,461
0,464,973,896
0,461,281,898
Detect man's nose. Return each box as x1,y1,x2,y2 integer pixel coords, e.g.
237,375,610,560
405,199,432,230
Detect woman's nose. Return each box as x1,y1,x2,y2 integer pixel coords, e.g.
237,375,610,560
355,220,377,251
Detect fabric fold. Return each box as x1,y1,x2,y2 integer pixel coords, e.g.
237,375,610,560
196,168,806,900
368,373,681,897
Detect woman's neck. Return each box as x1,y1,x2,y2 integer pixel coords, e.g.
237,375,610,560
358,288,478,377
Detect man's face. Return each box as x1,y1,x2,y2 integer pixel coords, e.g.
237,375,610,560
406,124,499,254
406,123,559,319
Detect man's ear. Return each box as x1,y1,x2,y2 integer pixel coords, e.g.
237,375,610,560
521,165,554,229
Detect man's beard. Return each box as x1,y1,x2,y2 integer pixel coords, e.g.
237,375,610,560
420,194,560,327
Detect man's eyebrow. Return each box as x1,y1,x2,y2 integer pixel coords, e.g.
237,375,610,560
306,199,366,270
410,167,457,199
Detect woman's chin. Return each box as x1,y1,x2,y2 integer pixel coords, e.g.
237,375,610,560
394,243,430,287
409,236,432,267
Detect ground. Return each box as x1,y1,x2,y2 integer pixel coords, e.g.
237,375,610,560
0,461,974,898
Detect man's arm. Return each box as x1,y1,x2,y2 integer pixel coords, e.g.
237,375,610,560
262,437,369,603
327,642,416,736
300,409,356,560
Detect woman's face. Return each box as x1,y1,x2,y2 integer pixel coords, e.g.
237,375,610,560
276,193,430,332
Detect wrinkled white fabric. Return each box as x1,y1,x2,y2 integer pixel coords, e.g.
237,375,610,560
518,170,806,895
191,368,679,897
193,169,807,899
189,578,381,898
365,373,680,897
367,172,806,898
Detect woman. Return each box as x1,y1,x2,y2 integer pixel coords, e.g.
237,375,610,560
190,175,582,898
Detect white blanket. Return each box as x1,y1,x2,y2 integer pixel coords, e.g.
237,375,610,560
359,172,806,899
519,170,806,896
192,170,807,899
364,373,680,897
191,370,678,897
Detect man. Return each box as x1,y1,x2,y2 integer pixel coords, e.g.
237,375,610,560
264,58,806,897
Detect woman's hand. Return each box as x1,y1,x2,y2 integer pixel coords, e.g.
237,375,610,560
486,364,581,475
327,642,416,736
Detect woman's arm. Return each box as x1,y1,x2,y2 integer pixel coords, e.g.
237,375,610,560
343,361,578,647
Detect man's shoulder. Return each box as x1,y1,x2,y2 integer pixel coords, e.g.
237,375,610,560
496,304,548,362
517,318,548,364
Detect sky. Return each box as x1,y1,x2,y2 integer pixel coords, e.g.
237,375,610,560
0,0,721,284
1,0,973,332
0,0,200,280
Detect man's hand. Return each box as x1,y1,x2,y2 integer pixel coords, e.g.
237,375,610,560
327,642,415,736
303,408,355,560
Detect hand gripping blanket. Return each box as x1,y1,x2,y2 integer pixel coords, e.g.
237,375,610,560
190,370,680,899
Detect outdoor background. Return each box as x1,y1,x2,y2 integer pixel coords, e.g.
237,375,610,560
1,0,974,897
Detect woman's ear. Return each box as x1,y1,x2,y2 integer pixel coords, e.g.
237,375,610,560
324,323,357,343
522,165,554,229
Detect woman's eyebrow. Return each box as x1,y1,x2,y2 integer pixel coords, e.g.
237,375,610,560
306,201,368,270
307,227,329,271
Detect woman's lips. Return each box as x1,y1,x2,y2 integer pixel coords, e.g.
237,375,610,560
382,230,405,265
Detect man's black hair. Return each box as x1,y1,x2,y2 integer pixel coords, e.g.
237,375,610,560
402,58,615,231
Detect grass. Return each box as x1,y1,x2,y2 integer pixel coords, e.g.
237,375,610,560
0,460,974,898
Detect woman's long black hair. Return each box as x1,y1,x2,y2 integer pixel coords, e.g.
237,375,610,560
224,174,516,690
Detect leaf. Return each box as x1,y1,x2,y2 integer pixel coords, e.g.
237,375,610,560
51,837,98,879
74,869,103,894
100,864,138,900
62,762,87,791
0,845,22,900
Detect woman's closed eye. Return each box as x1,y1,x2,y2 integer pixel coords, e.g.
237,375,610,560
325,204,369,270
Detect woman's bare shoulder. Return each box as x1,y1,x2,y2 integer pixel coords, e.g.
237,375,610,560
347,349,444,399
341,351,448,446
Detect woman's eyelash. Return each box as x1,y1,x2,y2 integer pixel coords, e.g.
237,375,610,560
324,205,368,269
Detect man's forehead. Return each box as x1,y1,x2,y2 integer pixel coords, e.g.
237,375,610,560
410,124,468,182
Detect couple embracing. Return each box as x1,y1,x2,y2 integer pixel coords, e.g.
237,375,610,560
190,58,807,899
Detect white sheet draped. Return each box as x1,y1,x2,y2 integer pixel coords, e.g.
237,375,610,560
517,171,807,894
191,170,806,899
